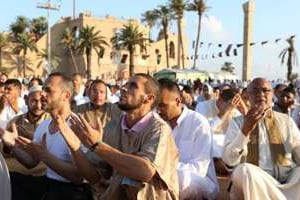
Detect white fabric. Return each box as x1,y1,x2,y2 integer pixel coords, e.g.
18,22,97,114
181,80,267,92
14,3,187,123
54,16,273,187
73,86,89,106
33,118,73,182
0,97,27,129
195,99,219,120
172,106,219,199
291,105,300,127
230,163,300,200
223,112,300,199
0,152,11,200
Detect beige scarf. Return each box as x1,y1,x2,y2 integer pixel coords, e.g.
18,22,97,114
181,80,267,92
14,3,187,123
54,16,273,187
246,112,290,166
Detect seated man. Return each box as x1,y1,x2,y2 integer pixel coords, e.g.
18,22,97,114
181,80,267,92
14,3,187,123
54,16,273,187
0,73,92,200
0,79,27,129
74,79,122,128
273,85,296,115
223,78,300,200
55,73,179,199
157,79,218,199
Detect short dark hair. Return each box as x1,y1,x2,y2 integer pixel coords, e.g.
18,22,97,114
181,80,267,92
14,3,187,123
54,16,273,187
90,79,107,89
5,79,22,90
29,77,43,86
282,86,296,96
47,72,73,94
182,85,194,95
219,88,238,102
135,73,160,109
158,78,182,97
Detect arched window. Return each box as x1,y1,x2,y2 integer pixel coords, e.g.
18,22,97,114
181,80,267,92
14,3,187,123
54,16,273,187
169,41,175,58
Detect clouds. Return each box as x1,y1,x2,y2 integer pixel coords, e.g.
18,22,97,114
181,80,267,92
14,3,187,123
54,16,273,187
201,15,232,42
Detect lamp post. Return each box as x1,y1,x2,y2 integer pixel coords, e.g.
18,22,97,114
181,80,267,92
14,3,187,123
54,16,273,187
37,0,59,71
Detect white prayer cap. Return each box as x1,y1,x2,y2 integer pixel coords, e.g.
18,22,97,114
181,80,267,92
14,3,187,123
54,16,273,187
28,85,43,95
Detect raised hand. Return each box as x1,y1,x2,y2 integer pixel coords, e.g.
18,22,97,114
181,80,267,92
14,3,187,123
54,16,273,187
16,134,48,160
55,114,81,152
241,105,267,136
69,114,103,149
0,123,18,147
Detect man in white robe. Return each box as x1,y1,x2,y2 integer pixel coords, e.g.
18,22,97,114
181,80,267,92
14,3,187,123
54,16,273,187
157,79,219,200
223,77,300,200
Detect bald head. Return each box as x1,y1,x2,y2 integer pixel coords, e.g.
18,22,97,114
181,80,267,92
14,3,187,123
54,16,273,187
247,77,273,109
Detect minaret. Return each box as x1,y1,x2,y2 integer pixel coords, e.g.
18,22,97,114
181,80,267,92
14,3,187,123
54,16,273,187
242,0,255,81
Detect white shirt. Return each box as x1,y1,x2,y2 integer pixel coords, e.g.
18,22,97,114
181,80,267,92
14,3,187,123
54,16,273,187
33,119,73,182
195,99,219,120
0,97,27,129
171,106,218,198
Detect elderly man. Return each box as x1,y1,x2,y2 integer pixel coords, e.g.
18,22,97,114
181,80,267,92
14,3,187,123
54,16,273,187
157,79,218,199
56,73,179,199
0,73,92,200
223,78,300,200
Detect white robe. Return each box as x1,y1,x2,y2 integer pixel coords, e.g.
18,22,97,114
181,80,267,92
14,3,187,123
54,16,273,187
223,112,300,200
172,106,219,199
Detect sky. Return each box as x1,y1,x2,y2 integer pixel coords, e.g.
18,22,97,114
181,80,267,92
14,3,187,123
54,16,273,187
1,0,300,80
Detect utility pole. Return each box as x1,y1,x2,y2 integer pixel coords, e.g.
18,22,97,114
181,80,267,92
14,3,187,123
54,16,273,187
37,0,60,71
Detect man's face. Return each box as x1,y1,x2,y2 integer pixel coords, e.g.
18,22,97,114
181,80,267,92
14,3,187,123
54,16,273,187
278,91,295,108
4,84,20,102
42,76,66,113
118,76,147,111
247,79,273,109
157,89,181,121
27,91,45,116
89,83,107,106
72,75,83,90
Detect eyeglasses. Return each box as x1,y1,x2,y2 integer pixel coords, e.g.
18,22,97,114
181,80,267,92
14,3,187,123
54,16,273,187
248,88,272,94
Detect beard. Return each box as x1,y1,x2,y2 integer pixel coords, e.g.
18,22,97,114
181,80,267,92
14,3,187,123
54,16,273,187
118,95,144,111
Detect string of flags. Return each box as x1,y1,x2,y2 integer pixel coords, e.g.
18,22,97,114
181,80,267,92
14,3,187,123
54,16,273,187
187,34,297,60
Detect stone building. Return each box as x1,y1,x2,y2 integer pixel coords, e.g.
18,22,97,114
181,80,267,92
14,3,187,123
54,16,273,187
1,12,189,81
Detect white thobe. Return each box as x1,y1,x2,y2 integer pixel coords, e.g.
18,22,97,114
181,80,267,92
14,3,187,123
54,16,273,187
223,112,300,200
172,106,219,200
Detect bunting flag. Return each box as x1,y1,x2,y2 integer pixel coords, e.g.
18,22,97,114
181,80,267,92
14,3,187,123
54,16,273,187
212,54,215,59
225,44,233,56
218,52,222,58
218,44,222,47
250,42,256,46
237,44,244,48
233,49,238,56
192,40,195,49
208,43,213,48
275,38,281,43
261,41,268,45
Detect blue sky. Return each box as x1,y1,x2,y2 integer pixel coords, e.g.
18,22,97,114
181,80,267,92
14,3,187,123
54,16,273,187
1,0,299,80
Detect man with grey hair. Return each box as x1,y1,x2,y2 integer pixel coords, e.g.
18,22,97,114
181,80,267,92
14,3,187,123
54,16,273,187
223,77,300,200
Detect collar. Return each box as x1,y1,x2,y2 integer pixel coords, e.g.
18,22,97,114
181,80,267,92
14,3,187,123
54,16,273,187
170,106,188,129
121,111,153,134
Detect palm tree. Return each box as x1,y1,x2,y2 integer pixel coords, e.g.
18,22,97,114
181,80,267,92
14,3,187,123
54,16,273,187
30,16,47,41
169,0,187,68
141,10,157,41
111,23,148,77
10,16,29,38
187,0,210,69
279,37,298,82
12,33,38,77
221,62,235,73
77,25,108,79
60,27,79,72
0,33,9,67
154,6,174,68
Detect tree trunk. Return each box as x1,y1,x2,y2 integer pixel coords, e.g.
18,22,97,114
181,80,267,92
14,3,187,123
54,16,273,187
23,50,26,78
193,13,202,69
287,49,292,82
69,49,79,73
163,25,170,68
177,20,181,68
178,18,185,68
86,50,91,79
0,48,2,67
129,49,134,77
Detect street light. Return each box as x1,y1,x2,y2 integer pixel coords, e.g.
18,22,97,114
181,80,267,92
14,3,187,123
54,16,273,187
37,0,60,71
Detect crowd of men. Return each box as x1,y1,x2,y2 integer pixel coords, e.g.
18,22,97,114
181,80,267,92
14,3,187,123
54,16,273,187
0,71,300,200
